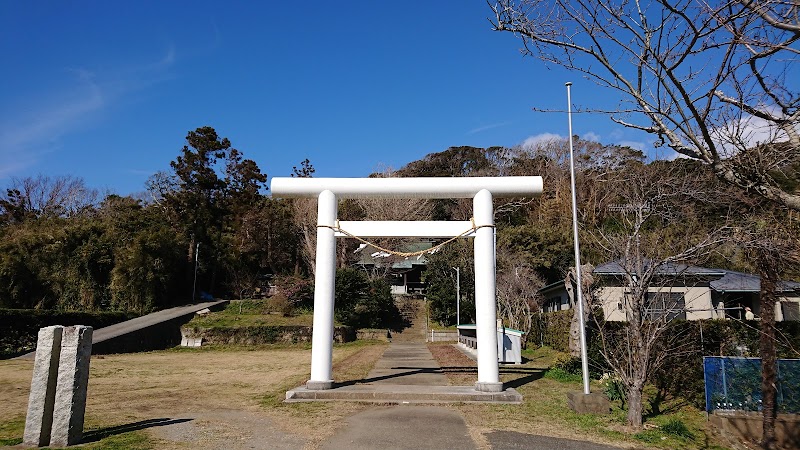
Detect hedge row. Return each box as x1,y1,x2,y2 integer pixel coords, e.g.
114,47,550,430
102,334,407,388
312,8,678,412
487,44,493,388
0,309,137,358
181,325,356,345
530,310,573,351
532,310,800,408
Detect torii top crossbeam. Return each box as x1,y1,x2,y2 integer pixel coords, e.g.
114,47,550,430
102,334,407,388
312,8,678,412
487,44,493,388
271,176,542,199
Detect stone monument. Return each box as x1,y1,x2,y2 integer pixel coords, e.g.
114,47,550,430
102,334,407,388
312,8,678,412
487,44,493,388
23,325,93,447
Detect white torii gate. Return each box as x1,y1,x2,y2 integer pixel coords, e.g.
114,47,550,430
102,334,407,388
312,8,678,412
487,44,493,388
271,176,542,392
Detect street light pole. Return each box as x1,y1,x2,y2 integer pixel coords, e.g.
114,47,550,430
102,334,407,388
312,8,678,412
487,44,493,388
566,82,591,395
453,267,461,326
192,242,200,302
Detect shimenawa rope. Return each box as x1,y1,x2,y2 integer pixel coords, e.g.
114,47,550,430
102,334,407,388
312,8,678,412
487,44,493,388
317,218,494,258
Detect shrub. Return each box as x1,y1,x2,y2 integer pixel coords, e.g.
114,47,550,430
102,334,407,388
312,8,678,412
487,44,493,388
266,295,294,317
602,375,627,407
544,367,582,382
553,355,583,374
272,275,314,309
661,419,693,439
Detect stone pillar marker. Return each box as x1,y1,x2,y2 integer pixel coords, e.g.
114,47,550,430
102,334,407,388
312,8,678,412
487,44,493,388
23,325,93,447
23,326,63,447
50,325,93,447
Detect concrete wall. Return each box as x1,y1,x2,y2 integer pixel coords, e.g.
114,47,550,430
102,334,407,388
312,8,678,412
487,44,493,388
91,313,194,355
357,329,391,341
710,411,800,449
429,330,458,342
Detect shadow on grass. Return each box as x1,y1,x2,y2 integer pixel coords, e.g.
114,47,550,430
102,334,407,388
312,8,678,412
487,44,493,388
82,418,193,443
501,367,546,390
333,364,545,390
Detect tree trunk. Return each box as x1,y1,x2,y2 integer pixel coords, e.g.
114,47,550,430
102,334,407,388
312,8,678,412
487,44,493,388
760,273,778,450
627,382,644,428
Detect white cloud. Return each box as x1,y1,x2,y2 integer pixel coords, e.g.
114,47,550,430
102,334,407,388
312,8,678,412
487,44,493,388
616,140,646,151
521,133,563,150
0,73,105,177
710,108,795,157
467,122,510,135
608,128,625,141
0,46,176,178
583,131,601,142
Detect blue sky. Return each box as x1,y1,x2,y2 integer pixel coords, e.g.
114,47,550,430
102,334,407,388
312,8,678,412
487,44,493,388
0,1,653,196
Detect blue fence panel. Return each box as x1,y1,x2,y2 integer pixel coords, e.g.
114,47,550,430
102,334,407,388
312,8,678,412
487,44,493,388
778,359,800,413
704,357,800,413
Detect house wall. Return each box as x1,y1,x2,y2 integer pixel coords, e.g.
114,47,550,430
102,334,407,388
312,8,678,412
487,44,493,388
541,287,570,313
542,279,800,322
596,286,715,322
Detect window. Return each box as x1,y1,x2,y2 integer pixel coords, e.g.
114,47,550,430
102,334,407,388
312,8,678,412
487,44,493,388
545,296,562,313
781,301,800,321
645,292,686,320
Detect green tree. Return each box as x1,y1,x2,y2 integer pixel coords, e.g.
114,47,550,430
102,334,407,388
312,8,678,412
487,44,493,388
162,126,267,298
334,268,402,330
423,241,476,326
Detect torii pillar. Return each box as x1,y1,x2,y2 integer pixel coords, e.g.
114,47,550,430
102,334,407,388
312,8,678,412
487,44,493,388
271,176,542,392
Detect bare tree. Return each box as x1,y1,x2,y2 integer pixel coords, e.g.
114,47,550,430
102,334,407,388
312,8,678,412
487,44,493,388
1,174,98,221
590,164,730,428
349,169,436,272
496,246,545,338
291,197,319,275
490,0,800,210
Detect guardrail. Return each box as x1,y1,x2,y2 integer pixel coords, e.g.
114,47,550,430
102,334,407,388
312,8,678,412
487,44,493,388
459,335,477,350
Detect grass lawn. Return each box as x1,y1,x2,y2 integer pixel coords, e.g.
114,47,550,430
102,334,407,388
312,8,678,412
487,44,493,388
0,334,732,449
0,341,387,449
184,299,321,328
430,343,732,450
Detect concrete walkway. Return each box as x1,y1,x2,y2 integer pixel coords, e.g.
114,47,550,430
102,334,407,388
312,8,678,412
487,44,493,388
321,405,477,450
315,338,621,449
285,340,522,403
17,300,228,359
364,342,449,386
91,300,228,343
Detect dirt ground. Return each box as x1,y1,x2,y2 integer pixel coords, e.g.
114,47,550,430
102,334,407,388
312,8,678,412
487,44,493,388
0,344,386,449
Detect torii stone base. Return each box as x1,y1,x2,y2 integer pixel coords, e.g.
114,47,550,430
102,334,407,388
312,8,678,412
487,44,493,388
23,325,93,447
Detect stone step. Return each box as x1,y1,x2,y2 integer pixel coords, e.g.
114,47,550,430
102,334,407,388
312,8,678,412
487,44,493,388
285,384,523,404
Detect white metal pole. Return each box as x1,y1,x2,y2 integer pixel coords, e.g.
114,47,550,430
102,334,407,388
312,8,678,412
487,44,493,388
456,267,461,326
308,190,337,390
473,189,502,392
566,82,591,395
192,243,200,302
